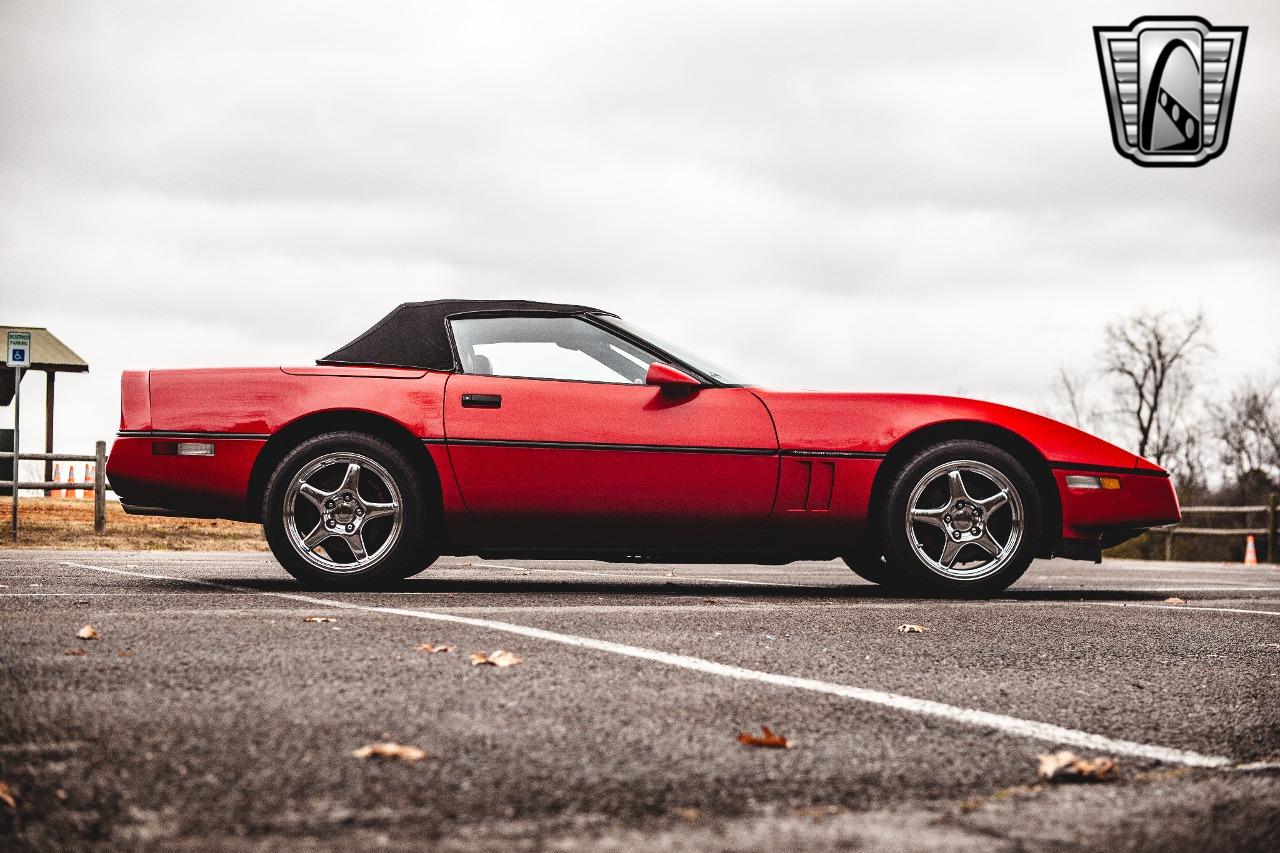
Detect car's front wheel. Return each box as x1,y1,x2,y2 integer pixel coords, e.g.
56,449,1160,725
874,440,1041,595
843,540,907,589
263,431,437,587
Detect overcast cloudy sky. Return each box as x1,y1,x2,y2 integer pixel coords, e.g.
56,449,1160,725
2,1,1277,461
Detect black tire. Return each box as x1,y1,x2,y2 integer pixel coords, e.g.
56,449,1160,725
877,440,1041,596
262,431,438,588
843,540,907,589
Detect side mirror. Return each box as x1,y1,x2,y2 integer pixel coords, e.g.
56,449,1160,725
645,362,701,395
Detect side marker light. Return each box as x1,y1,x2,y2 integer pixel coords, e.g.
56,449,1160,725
152,442,216,457
1065,475,1121,490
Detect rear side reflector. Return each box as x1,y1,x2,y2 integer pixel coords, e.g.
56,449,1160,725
1066,475,1121,490
152,441,216,457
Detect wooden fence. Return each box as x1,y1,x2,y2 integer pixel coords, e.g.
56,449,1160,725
1158,493,1278,563
1,441,108,540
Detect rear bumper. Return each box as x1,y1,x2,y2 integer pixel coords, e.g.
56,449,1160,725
1054,466,1180,560
106,435,266,521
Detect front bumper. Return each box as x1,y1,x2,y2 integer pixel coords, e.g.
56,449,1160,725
1054,466,1180,560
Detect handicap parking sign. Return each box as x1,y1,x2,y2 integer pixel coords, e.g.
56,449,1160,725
6,331,32,368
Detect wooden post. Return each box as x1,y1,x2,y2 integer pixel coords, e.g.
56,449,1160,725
1268,492,1278,565
1164,528,1173,561
94,441,106,535
44,370,55,485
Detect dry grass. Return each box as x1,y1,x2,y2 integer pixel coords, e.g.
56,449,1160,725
0,498,268,551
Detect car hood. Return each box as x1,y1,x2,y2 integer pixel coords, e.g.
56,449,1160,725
750,390,1157,472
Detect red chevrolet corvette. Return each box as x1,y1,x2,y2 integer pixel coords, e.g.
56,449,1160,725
107,300,1180,593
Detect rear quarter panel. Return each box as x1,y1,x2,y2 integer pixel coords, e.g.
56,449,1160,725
108,367,448,517
147,367,444,436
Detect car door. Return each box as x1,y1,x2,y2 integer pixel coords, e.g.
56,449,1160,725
441,314,778,548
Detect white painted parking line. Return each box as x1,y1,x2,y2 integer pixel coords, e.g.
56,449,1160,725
1106,559,1280,573
1025,585,1280,593
0,592,261,597
1037,575,1277,586
1096,602,1280,617
60,560,1276,771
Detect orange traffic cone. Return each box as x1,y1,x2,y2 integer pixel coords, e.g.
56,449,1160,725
65,465,78,500
52,463,63,499
80,464,93,500
1245,535,1258,567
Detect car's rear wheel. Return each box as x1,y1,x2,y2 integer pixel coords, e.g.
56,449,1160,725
263,431,437,587
875,440,1041,595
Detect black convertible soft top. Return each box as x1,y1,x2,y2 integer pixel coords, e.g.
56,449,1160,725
318,299,609,371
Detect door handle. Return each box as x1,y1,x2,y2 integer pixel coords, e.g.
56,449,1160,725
461,394,502,409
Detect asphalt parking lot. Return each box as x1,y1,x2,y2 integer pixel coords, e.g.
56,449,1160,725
2,551,1279,852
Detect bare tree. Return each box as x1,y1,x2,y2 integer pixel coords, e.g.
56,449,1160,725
1212,377,1280,486
1167,425,1211,496
1051,366,1101,433
1101,310,1211,469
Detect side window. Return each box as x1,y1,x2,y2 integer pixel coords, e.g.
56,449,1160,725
451,316,659,384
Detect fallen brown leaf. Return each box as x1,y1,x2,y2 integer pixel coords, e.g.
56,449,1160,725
1037,750,1118,783
897,624,928,634
470,649,522,667
117,649,134,658
303,616,336,623
674,807,701,821
63,648,89,656
351,742,428,762
76,624,100,641
0,781,15,808
738,725,792,749
416,643,454,654
1163,597,1187,605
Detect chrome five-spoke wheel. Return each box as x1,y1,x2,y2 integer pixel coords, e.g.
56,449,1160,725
904,459,1025,581
283,451,404,573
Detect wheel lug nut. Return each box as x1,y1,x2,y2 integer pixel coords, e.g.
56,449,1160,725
324,500,334,509
952,531,962,540
326,519,335,529
356,507,364,516
345,523,355,533
944,515,952,523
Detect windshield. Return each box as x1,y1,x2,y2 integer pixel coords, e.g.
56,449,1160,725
599,316,751,386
